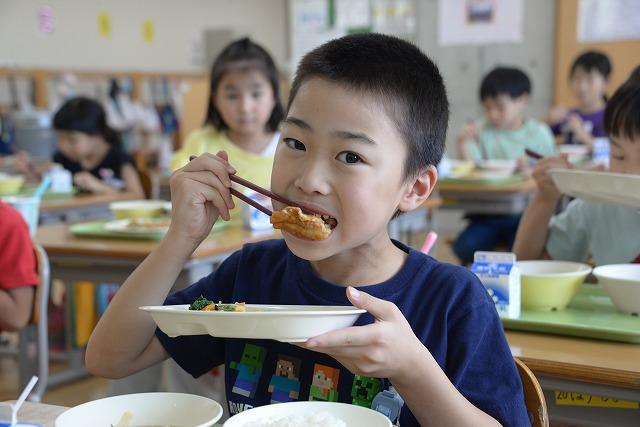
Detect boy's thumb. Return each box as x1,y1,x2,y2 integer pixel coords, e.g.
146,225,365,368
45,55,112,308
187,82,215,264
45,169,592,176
346,286,393,320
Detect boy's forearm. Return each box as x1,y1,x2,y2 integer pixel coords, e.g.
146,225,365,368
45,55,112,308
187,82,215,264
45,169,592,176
86,232,197,376
391,343,501,427
513,194,557,260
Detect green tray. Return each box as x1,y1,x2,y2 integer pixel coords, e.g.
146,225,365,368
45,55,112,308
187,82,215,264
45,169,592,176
17,184,77,199
69,219,227,241
502,285,640,343
69,221,165,240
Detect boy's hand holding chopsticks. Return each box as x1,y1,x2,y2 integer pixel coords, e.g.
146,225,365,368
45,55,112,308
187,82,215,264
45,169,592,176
169,151,237,245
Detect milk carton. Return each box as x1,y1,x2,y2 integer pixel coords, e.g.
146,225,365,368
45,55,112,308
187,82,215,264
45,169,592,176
241,189,273,231
471,251,520,318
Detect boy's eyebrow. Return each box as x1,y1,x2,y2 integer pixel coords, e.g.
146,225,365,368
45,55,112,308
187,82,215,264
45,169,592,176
283,117,312,130
332,130,377,145
283,117,377,145
609,137,621,148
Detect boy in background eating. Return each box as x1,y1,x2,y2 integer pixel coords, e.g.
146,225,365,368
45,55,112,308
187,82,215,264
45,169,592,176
454,66,555,265
515,67,640,265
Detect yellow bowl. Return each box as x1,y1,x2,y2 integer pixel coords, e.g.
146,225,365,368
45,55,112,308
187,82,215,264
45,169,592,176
517,260,592,310
109,200,167,219
0,175,25,195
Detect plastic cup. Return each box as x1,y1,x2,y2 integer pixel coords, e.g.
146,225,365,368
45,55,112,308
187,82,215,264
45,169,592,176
2,196,40,238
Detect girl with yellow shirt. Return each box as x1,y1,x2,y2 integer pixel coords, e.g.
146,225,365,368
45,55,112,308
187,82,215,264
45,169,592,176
171,38,284,226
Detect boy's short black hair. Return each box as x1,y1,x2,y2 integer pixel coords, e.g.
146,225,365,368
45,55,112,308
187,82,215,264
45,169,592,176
288,33,449,179
604,66,640,140
479,67,531,101
570,51,612,80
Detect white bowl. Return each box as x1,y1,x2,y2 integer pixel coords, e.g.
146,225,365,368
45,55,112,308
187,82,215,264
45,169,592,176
558,144,590,163
109,199,168,219
223,401,392,427
476,159,517,177
593,264,640,315
55,392,223,427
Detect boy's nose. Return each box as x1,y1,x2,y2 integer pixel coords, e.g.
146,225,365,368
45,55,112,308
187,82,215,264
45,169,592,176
294,161,331,195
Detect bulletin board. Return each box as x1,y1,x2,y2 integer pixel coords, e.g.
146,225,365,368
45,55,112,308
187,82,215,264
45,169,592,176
553,0,640,105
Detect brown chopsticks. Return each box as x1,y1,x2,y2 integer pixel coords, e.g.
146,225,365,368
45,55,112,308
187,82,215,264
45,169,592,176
188,155,319,217
524,148,544,160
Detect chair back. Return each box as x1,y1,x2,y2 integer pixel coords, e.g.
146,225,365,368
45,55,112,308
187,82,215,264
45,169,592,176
21,243,50,402
515,357,549,427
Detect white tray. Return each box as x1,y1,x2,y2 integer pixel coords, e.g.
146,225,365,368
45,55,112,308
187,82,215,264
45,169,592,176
549,169,640,209
141,304,366,342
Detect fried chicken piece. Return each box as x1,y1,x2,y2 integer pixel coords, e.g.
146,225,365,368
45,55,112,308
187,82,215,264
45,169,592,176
270,207,333,240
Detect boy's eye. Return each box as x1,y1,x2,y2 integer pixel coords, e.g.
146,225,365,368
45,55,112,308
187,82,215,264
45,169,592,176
284,138,306,151
225,93,239,100
252,91,263,98
612,155,625,161
336,151,362,164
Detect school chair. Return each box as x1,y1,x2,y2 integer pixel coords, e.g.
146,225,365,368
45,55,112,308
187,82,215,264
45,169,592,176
515,357,549,427
18,243,51,402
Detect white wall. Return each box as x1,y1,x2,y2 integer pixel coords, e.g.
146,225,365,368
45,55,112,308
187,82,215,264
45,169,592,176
0,0,288,72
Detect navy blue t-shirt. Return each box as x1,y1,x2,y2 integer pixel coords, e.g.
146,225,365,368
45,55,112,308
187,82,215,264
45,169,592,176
156,239,529,426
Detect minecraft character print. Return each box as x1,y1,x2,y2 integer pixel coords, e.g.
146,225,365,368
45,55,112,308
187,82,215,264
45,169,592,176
309,363,340,402
372,387,405,423
351,375,383,407
268,354,302,403
230,343,267,398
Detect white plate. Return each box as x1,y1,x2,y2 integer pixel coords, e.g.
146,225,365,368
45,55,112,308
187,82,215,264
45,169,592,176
223,401,392,427
141,304,366,342
104,218,170,235
55,392,223,427
549,169,640,208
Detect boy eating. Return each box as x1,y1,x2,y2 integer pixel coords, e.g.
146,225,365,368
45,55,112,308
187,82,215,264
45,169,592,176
87,34,528,426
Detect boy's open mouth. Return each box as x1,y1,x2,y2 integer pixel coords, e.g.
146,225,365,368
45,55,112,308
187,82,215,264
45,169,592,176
320,214,338,230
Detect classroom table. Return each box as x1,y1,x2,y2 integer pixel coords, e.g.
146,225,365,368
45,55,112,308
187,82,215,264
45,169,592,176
32,223,280,391
437,177,536,215
39,192,138,224
4,401,68,427
506,331,640,426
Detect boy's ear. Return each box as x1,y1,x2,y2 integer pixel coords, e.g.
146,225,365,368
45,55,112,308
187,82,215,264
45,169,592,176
517,93,530,105
397,165,438,213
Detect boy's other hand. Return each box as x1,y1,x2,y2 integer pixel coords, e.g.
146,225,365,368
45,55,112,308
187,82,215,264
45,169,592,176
547,105,568,124
168,151,236,245
532,154,572,202
457,121,480,143
74,171,107,193
302,287,423,382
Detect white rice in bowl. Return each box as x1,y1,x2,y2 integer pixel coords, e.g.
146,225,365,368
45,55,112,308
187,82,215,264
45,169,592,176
249,412,347,427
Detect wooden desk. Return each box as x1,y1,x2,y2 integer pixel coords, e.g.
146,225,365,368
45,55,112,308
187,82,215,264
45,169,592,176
4,401,68,427
438,178,536,215
507,331,640,426
34,223,280,390
39,192,138,224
